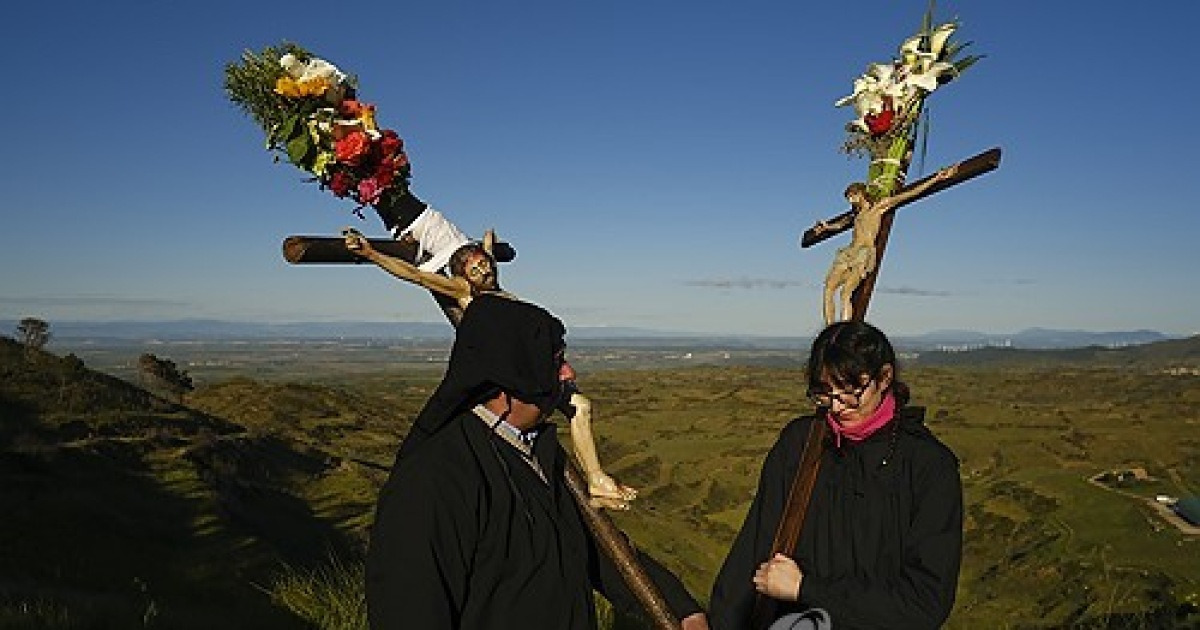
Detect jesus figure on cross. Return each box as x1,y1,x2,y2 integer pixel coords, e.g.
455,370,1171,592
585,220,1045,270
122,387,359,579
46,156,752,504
342,208,639,511
819,164,958,324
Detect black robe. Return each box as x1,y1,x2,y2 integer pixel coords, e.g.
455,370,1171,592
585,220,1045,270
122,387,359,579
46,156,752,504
710,407,962,630
367,411,701,629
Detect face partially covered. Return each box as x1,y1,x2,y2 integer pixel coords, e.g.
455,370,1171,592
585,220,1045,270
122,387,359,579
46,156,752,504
533,348,575,420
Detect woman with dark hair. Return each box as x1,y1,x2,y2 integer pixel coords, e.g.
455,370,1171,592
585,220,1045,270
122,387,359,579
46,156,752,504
709,320,963,629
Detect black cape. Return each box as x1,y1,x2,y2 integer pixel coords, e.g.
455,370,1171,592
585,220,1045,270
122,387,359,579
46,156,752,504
368,294,700,628
710,408,963,630
366,412,701,628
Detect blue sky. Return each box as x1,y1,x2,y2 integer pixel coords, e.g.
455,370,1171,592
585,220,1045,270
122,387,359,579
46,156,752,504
1,1,1195,338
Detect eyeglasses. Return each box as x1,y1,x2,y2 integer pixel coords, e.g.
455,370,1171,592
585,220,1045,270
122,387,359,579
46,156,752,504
807,379,872,408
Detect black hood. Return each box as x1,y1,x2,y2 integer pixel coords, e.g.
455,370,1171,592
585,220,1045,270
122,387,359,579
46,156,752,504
398,293,566,458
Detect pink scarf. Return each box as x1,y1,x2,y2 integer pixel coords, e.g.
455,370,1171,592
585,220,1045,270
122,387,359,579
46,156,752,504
825,392,896,448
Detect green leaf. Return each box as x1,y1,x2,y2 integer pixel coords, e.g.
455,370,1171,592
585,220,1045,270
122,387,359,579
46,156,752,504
274,114,300,145
943,40,973,62
286,132,314,168
312,151,334,177
953,55,984,75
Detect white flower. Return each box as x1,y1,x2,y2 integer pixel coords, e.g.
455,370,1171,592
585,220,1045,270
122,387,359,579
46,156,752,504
897,22,958,74
928,23,957,58
904,61,955,92
300,57,345,84
280,53,301,75
899,34,923,67
836,63,910,117
835,17,975,138
279,53,346,85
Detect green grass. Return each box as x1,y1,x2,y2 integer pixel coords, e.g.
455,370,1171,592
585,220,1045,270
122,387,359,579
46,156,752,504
269,557,368,630
4,337,1200,628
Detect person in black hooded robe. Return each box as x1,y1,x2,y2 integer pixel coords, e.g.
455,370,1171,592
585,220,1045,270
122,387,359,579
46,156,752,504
366,293,709,629
709,320,963,630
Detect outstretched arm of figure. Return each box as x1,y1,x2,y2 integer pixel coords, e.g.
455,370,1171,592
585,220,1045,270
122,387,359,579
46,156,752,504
810,212,856,238
563,390,638,510
343,227,471,302
879,164,961,212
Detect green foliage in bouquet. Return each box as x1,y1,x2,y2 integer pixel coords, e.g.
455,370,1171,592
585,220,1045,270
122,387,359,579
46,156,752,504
226,43,328,149
223,43,410,212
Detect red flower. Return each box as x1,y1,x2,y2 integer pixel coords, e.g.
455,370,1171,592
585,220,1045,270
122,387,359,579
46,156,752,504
378,130,403,159
357,176,384,205
339,99,366,117
335,130,371,166
374,158,396,187
327,170,354,197
865,107,895,136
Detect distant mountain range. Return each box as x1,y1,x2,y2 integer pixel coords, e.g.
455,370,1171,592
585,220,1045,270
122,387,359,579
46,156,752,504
894,327,1173,350
2,318,1182,350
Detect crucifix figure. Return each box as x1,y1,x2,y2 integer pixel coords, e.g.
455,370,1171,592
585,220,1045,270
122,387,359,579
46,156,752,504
228,43,679,626
818,165,957,324
340,217,639,512
802,147,1001,324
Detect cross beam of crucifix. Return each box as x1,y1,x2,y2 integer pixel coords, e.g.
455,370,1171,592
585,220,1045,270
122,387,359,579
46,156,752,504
800,148,1001,249
806,147,1001,323
281,233,680,629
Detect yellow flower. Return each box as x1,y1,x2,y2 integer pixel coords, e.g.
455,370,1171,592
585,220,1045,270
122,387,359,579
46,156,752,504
358,104,379,133
297,77,332,97
275,76,302,98
274,76,333,99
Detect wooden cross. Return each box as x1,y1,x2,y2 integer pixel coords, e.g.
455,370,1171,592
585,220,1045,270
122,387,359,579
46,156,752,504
801,147,1001,322
281,233,680,629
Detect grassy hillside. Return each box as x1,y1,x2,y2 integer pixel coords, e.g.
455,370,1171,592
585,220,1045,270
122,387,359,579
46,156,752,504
0,338,375,628
4,335,1199,628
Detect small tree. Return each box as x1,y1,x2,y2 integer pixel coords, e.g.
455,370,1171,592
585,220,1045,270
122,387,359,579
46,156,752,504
16,317,51,351
137,352,194,403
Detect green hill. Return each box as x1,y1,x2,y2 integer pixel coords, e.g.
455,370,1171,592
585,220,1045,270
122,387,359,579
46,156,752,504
913,334,1200,368
4,336,1199,628
0,338,381,629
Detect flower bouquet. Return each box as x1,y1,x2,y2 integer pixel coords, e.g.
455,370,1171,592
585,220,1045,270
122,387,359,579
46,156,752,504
834,11,982,199
223,43,414,217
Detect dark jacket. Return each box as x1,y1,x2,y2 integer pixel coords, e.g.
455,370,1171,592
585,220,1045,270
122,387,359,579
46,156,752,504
710,407,963,630
366,413,701,629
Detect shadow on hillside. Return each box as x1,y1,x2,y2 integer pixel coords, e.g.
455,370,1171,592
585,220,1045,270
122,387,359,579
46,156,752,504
0,343,352,627
0,437,307,628
0,393,37,448
1074,603,1200,629
188,434,359,564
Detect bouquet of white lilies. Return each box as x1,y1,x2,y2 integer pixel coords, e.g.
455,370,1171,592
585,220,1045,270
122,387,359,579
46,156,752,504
835,11,982,199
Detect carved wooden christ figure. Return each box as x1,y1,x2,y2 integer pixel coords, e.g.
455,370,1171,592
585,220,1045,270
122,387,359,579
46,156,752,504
803,147,1002,325
342,217,638,510
818,165,957,324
